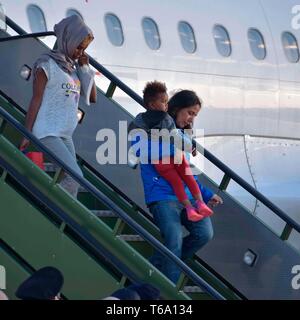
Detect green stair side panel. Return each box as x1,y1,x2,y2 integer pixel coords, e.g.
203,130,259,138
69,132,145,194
0,179,120,300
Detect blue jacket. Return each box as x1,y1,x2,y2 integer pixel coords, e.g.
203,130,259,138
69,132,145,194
129,117,214,205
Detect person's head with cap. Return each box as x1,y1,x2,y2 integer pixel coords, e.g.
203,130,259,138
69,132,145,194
103,288,141,300
127,283,161,300
15,266,64,300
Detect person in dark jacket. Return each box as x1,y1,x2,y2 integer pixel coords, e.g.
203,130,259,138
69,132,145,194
129,89,223,283
129,81,213,222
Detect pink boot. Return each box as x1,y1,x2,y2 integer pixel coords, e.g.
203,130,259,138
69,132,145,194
186,206,204,222
195,200,213,218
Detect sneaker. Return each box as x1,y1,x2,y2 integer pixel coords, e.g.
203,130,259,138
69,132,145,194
195,200,213,218
186,206,204,222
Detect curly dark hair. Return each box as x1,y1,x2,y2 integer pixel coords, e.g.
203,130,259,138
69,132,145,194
143,81,167,107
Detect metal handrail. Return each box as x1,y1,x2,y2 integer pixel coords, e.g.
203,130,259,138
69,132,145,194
196,143,300,234
0,105,226,300
4,16,27,35
0,31,55,42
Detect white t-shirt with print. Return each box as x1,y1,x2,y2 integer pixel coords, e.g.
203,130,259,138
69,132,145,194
32,58,81,139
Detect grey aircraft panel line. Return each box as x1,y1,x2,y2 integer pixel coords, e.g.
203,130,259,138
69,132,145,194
0,32,300,299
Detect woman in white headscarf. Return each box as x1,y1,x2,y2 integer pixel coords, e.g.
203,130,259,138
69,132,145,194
20,15,97,197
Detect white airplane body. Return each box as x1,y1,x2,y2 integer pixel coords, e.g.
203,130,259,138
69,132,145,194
1,0,300,248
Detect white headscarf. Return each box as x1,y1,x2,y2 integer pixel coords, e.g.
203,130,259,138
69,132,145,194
34,15,93,74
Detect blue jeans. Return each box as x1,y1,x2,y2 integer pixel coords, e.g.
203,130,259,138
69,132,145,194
149,199,214,284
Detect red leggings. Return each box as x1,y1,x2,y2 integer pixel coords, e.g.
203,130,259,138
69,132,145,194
154,155,200,203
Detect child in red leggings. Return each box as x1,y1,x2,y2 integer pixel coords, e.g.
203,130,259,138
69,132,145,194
129,81,213,221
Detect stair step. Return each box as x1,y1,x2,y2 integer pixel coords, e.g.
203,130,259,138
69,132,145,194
92,210,118,218
44,162,56,172
78,186,87,192
183,286,204,293
44,163,86,192
117,234,145,242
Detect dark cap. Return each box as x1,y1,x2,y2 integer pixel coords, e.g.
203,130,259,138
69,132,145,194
16,267,64,300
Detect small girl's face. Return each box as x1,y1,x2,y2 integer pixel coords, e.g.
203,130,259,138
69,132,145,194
72,34,94,60
148,93,168,112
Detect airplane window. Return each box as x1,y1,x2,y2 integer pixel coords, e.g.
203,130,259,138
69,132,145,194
142,17,161,50
104,13,124,46
66,9,84,21
248,28,266,60
282,32,299,63
26,4,47,32
213,25,231,57
178,21,196,53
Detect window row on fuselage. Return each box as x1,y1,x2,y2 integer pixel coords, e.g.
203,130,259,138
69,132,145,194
26,4,300,63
